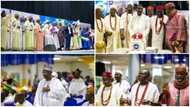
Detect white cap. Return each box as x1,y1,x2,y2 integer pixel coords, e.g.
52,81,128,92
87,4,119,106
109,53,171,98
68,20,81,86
115,70,123,75
96,5,102,10
109,5,117,13
110,5,117,10
43,64,53,72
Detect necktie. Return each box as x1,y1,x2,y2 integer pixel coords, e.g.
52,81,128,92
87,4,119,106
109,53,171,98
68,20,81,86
176,89,180,106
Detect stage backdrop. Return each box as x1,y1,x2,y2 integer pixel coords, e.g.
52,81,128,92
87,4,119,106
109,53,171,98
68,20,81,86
1,1,94,28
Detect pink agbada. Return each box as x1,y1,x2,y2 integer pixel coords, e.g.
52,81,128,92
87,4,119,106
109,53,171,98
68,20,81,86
35,23,44,51
165,11,187,50
167,82,189,106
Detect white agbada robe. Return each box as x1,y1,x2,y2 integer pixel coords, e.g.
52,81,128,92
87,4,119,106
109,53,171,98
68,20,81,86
120,12,133,48
43,24,55,46
104,14,121,52
150,15,168,50
113,80,131,98
49,25,60,49
3,94,15,105
129,82,160,106
68,78,87,104
95,18,105,53
34,77,67,106
128,14,150,47
61,79,69,93
96,84,123,106
7,15,12,49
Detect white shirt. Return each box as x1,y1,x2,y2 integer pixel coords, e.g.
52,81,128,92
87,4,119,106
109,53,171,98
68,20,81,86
61,79,69,93
150,15,168,50
43,24,55,45
50,26,60,49
69,78,87,104
128,14,150,45
120,12,133,29
34,77,67,106
95,18,105,42
104,14,120,32
113,80,131,98
104,14,121,51
129,82,160,106
3,94,15,105
96,84,123,106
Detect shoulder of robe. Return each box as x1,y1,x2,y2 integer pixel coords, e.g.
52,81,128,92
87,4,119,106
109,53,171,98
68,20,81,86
116,14,120,18
104,15,109,20
176,12,185,17
152,15,157,19
114,84,122,89
97,85,104,91
145,15,150,20
131,82,139,89
122,80,130,84
149,82,157,87
121,12,127,18
38,79,45,85
164,15,168,18
79,78,85,82
52,77,61,82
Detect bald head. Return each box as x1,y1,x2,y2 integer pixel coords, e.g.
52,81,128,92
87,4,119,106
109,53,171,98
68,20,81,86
165,2,176,16
139,69,150,85
175,64,188,84
175,64,187,75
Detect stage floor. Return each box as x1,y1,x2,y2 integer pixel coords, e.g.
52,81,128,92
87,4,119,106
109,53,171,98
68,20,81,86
1,49,95,54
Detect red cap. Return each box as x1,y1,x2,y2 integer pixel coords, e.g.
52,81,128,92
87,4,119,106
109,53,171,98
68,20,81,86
102,72,112,78
132,33,143,39
147,6,154,10
156,5,164,11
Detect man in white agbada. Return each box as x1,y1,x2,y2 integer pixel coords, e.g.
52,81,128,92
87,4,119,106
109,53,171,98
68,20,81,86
128,5,150,48
43,22,56,51
95,6,106,53
113,70,130,98
34,64,67,106
96,72,124,106
120,4,133,48
50,23,60,50
150,5,168,50
104,5,121,53
128,69,160,106
1,10,11,50
68,69,87,105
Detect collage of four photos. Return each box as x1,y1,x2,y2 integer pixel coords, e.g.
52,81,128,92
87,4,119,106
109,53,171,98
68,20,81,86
1,0,189,106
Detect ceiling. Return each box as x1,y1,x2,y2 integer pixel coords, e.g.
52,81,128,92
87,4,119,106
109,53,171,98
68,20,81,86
96,54,129,65
54,55,94,64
